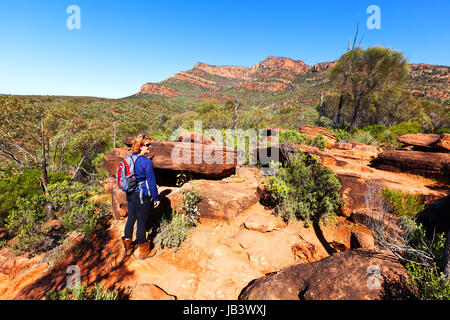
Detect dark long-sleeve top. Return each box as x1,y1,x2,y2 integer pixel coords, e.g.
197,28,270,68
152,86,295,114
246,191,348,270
132,154,159,202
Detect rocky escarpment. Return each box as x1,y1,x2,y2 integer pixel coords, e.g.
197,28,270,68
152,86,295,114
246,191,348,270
141,56,313,95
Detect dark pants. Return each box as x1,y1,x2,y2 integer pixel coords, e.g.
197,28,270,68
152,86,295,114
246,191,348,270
124,192,150,244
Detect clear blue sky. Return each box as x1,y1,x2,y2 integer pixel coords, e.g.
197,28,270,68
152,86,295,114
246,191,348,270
1,0,449,98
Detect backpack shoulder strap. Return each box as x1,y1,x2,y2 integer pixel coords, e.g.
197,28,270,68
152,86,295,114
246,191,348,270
130,153,143,166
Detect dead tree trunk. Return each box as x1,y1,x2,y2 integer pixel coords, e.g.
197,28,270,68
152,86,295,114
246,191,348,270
334,93,345,129
40,119,49,195
233,96,239,131
317,93,324,127
159,100,164,128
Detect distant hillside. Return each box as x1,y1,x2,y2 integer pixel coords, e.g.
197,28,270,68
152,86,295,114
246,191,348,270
135,56,449,109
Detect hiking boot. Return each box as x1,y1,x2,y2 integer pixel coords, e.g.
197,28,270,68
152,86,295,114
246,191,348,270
122,237,135,256
138,241,156,260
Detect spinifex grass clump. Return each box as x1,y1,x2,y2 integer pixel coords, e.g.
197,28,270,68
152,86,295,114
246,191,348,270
265,151,343,225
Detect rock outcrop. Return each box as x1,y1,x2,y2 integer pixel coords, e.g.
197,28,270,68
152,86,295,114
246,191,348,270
164,177,259,220
311,61,336,72
103,142,237,180
239,249,408,300
372,149,450,180
397,133,450,152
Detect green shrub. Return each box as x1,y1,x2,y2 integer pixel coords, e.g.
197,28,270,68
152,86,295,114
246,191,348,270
329,128,351,141
363,125,388,141
279,130,308,145
266,152,343,224
4,194,48,254
390,221,449,300
154,188,202,251
179,188,202,226
0,169,70,227
0,169,42,226
403,262,450,300
382,188,425,218
435,128,450,135
46,283,118,300
155,211,191,251
384,121,422,144
279,130,327,151
196,101,220,115
309,134,327,150
46,181,104,237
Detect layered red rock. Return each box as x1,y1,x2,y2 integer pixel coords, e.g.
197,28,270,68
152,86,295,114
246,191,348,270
236,81,288,92
103,142,237,179
148,56,314,94
312,61,336,72
396,133,450,152
172,73,219,90
175,132,214,145
408,63,450,101
193,62,251,79
139,83,181,97
372,149,450,180
249,56,310,77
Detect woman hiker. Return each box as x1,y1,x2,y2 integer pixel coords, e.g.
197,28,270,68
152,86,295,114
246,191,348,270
122,134,160,260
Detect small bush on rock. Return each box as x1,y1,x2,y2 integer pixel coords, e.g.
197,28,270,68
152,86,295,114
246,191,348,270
279,130,327,150
155,211,191,251
266,151,343,225
179,188,202,226
364,180,450,300
155,188,202,251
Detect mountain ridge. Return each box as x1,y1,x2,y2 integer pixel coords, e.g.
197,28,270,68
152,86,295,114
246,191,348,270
137,56,449,107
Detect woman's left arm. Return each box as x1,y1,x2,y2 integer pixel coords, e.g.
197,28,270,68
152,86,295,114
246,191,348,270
145,159,160,203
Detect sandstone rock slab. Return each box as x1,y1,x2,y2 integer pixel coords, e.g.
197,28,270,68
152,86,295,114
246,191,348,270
239,249,408,300
372,149,450,180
